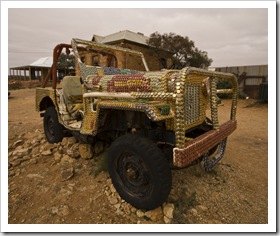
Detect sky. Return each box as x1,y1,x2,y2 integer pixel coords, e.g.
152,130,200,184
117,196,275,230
6,2,271,69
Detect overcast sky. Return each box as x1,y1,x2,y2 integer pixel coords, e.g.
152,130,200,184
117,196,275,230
7,4,270,69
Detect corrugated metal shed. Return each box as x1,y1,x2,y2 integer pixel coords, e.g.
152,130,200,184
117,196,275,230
211,65,268,100
30,56,53,68
213,65,268,79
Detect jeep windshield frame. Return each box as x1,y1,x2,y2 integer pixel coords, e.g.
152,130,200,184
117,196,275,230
42,38,150,89
71,38,149,79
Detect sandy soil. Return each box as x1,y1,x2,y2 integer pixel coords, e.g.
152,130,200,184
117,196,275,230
7,88,268,228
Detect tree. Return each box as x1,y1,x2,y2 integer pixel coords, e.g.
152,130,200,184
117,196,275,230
147,32,213,69
57,53,75,79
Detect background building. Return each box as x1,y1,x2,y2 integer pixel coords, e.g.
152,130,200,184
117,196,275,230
212,64,268,100
9,57,52,81
89,30,173,71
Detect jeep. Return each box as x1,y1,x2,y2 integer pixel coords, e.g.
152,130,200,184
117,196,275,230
36,38,238,210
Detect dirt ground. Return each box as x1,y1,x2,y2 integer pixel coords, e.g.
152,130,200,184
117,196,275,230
7,88,268,228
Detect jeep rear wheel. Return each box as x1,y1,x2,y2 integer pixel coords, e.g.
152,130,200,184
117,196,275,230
108,134,172,210
44,106,64,143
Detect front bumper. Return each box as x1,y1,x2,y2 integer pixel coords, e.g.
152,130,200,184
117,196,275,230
173,120,237,168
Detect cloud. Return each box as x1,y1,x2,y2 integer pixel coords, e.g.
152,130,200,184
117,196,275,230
7,7,268,68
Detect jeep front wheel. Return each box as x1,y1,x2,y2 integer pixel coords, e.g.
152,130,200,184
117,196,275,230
108,134,172,210
43,106,64,143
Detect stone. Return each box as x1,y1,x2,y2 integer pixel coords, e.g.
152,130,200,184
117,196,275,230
66,137,77,146
122,204,131,215
29,159,38,164
144,207,164,221
113,203,121,209
136,210,145,218
27,174,44,179
61,138,68,146
31,146,40,156
108,195,119,205
50,207,58,215
41,150,52,156
67,143,80,159
9,159,22,167
54,152,62,162
189,208,198,216
42,143,56,151
164,216,172,224
61,167,74,181
110,184,116,194
163,203,175,219
15,148,31,157
51,205,70,217
79,144,93,159
196,205,208,212
9,170,16,177
22,155,31,161
60,155,75,166
12,140,24,149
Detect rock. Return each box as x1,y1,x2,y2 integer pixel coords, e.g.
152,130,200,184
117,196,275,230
61,167,74,181
60,155,75,166
42,143,56,151
29,159,38,164
27,173,43,179
31,146,40,156
61,138,68,146
163,203,175,219
164,216,172,224
54,152,62,162
108,195,119,205
50,205,70,217
31,139,40,147
136,210,145,218
113,203,121,209
62,137,77,147
9,170,16,177
110,184,116,194
189,208,198,216
11,140,24,149
15,148,31,157
79,144,93,159
67,143,80,159
196,205,208,212
130,206,137,213
22,155,31,161
41,150,52,156
50,207,59,215
9,159,22,167
144,207,163,221
122,204,131,215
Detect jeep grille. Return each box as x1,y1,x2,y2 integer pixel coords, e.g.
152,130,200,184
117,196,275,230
185,84,200,125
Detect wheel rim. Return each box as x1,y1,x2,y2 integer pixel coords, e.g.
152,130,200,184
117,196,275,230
116,152,152,198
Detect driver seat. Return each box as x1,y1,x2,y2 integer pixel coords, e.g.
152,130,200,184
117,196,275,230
62,76,83,116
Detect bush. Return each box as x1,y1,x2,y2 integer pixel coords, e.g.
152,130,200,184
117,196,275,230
216,78,233,99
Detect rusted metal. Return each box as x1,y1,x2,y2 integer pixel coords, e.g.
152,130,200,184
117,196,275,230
173,120,237,168
42,43,73,89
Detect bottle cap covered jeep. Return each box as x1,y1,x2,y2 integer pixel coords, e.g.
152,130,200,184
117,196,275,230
36,38,238,210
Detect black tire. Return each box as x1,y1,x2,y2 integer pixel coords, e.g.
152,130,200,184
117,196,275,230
108,134,172,210
44,106,64,143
